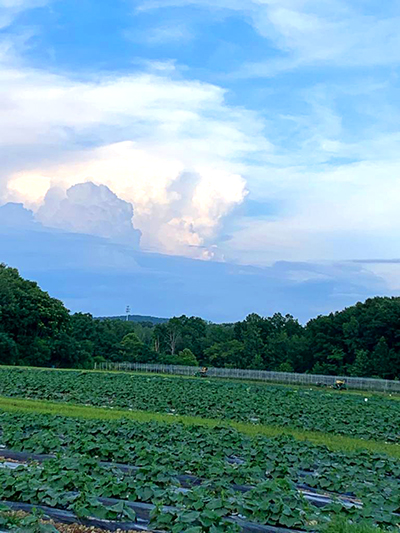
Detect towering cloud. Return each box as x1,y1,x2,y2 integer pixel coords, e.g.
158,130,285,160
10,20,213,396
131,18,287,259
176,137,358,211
0,58,257,257
0,0,258,259
36,182,142,247
7,145,247,257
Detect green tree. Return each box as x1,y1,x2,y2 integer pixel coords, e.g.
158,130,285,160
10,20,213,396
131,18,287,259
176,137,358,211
205,324,234,346
204,340,245,368
312,349,346,375
3,262,400,379
165,317,182,355
120,332,155,363
0,332,18,364
277,361,294,373
175,348,199,366
0,263,71,366
51,333,93,369
371,336,398,379
250,353,265,370
350,349,372,377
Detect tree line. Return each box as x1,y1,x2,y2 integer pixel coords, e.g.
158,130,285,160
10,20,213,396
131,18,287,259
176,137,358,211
1,263,399,379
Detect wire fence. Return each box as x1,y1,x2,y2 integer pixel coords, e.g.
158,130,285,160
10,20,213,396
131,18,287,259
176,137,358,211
94,362,400,393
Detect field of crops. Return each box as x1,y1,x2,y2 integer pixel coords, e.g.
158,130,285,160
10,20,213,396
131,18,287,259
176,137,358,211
0,368,399,442
0,410,399,532
0,368,398,532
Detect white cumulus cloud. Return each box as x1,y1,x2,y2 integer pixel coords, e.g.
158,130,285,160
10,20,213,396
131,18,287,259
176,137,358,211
36,182,142,247
0,61,263,257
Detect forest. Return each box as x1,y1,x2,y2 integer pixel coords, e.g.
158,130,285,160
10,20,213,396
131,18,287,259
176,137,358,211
1,263,399,379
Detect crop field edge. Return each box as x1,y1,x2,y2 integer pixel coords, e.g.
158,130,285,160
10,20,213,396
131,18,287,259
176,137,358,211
1,364,399,401
0,396,398,459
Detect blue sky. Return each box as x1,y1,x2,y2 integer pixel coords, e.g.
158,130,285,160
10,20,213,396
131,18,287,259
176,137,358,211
1,0,400,319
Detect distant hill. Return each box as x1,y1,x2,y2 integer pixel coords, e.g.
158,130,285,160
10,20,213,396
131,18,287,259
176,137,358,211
97,314,168,325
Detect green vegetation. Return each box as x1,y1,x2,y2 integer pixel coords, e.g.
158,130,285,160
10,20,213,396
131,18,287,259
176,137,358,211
322,517,388,532
0,410,398,531
0,395,399,459
1,264,399,532
2,263,400,377
0,507,59,533
0,264,72,367
0,368,398,443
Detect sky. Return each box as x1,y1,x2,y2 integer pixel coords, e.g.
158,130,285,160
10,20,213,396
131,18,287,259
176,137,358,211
1,0,400,321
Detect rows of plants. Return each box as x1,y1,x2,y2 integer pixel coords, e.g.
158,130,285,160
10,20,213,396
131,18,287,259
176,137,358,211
0,507,60,533
0,411,398,532
0,369,399,442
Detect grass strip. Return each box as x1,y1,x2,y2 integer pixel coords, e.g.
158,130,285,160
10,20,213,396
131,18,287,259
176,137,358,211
0,396,398,459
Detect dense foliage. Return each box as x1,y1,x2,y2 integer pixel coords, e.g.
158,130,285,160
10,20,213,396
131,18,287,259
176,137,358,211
0,410,398,531
1,263,400,378
0,368,399,442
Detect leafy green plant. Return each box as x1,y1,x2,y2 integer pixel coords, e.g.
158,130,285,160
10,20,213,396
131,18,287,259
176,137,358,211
0,506,59,532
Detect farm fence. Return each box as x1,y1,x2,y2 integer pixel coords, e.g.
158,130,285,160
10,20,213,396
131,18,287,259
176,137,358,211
94,362,400,393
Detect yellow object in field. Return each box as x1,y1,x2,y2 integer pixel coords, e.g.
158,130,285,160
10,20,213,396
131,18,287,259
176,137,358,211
334,379,346,390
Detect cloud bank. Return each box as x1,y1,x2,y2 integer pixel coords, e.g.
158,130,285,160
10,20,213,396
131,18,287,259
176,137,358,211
0,59,261,257
0,205,392,322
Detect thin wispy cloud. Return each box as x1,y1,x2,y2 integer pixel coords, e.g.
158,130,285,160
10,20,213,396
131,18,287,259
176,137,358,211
0,0,48,28
139,0,400,73
125,23,193,45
